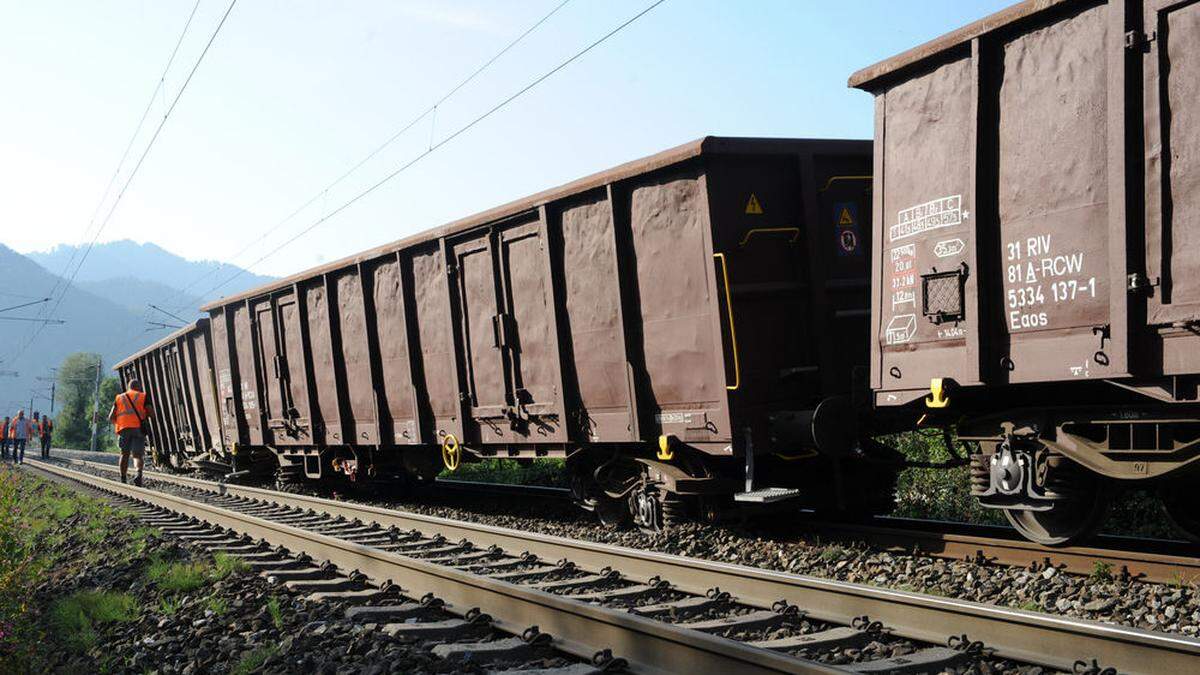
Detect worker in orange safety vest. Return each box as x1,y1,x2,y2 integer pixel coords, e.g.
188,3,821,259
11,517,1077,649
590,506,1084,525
107,379,153,485
39,415,53,459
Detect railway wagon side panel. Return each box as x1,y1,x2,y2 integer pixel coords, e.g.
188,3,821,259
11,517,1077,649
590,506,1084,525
209,308,246,449
553,189,637,443
854,0,1156,403
175,333,203,451
250,297,283,444
409,244,463,443
706,149,874,441
333,269,381,445
446,210,568,446
622,167,731,447
1147,0,1200,370
151,347,180,459
161,342,189,456
248,290,314,448
231,303,265,445
303,280,343,445
186,320,224,453
872,55,978,398
368,256,420,445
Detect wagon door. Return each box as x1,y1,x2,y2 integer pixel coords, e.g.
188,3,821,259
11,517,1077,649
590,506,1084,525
1145,0,1200,329
275,297,312,443
232,304,264,445
371,258,419,444
451,233,510,443
496,215,566,442
254,300,283,444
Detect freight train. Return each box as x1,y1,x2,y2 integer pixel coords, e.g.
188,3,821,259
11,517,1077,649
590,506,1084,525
118,0,1200,545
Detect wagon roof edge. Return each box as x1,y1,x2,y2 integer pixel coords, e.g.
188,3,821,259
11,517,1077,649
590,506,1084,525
113,318,208,370
200,135,869,311
848,0,1072,90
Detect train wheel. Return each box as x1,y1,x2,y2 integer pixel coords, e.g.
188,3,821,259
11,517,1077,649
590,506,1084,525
629,485,686,533
1160,484,1200,543
595,497,630,528
1002,483,1109,546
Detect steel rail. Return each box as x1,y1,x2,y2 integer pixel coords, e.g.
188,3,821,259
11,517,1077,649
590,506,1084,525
25,459,841,675
45,457,1200,674
49,450,1200,584
795,516,1200,586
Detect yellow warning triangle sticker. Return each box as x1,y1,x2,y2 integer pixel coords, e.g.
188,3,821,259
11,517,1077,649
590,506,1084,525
838,207,855,226
745,193,763,215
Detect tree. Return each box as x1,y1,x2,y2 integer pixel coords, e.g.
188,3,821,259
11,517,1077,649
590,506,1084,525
51,353,102,450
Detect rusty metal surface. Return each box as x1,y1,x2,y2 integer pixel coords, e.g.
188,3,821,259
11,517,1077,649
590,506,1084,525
848,0,1073,89
58,458,1200,674
114,320,224,461
797,516,1200,586
198,137,873,457
200,137,848,311
1146,0,1200,328
28,459,850,675
857,0,1200,409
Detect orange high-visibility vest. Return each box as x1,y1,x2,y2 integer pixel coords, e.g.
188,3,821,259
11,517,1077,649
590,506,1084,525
113,391,148,434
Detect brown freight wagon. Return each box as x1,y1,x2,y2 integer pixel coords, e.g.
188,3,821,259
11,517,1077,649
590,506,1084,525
114,319,225,468
200,137,897,528
851,0,1200,543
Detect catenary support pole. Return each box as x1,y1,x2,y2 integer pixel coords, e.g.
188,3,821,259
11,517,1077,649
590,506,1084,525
89,357,102,452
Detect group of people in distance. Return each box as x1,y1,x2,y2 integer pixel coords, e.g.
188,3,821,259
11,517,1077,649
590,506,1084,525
0,410,53,464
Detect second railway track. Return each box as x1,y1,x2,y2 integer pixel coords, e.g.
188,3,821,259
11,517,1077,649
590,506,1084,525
29,457,1200,674
51,449,1200,586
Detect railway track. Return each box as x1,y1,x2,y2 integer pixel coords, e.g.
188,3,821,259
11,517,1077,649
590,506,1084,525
27,457,1200,674
47,449,1200,585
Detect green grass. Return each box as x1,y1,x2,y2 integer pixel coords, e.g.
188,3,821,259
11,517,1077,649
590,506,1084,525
147,550,249,596
1017,600,1042,612
1090,561,1113,582
265,597,283,629
232,645,279,675
147,557,209,593
48,591,138,651
212,552,249,579
818,545,849,563
157,596,183,616
128,526,159,557
206,596,229,616
440,458,567,486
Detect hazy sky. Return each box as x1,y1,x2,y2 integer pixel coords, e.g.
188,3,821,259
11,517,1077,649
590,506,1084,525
1,0,1011,294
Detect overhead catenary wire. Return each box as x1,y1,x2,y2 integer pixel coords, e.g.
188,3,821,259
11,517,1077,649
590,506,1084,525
194,0,668,303
157,0,576,313
35,0,204,313
7,0,238,365
0,298,50,314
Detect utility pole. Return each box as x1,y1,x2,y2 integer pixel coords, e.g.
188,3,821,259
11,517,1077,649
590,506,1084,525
36,369,58,414
89,356,103,453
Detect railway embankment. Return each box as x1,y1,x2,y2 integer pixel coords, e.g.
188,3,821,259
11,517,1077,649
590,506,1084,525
46,450,1200,637
0,468,458,674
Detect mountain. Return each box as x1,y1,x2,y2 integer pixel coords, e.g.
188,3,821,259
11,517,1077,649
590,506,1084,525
26,240,276,308
0,244,154,415
76,277,202,318
1,241,278,415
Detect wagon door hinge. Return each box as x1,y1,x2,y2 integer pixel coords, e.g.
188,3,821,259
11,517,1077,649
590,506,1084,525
1124,29,1156,52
